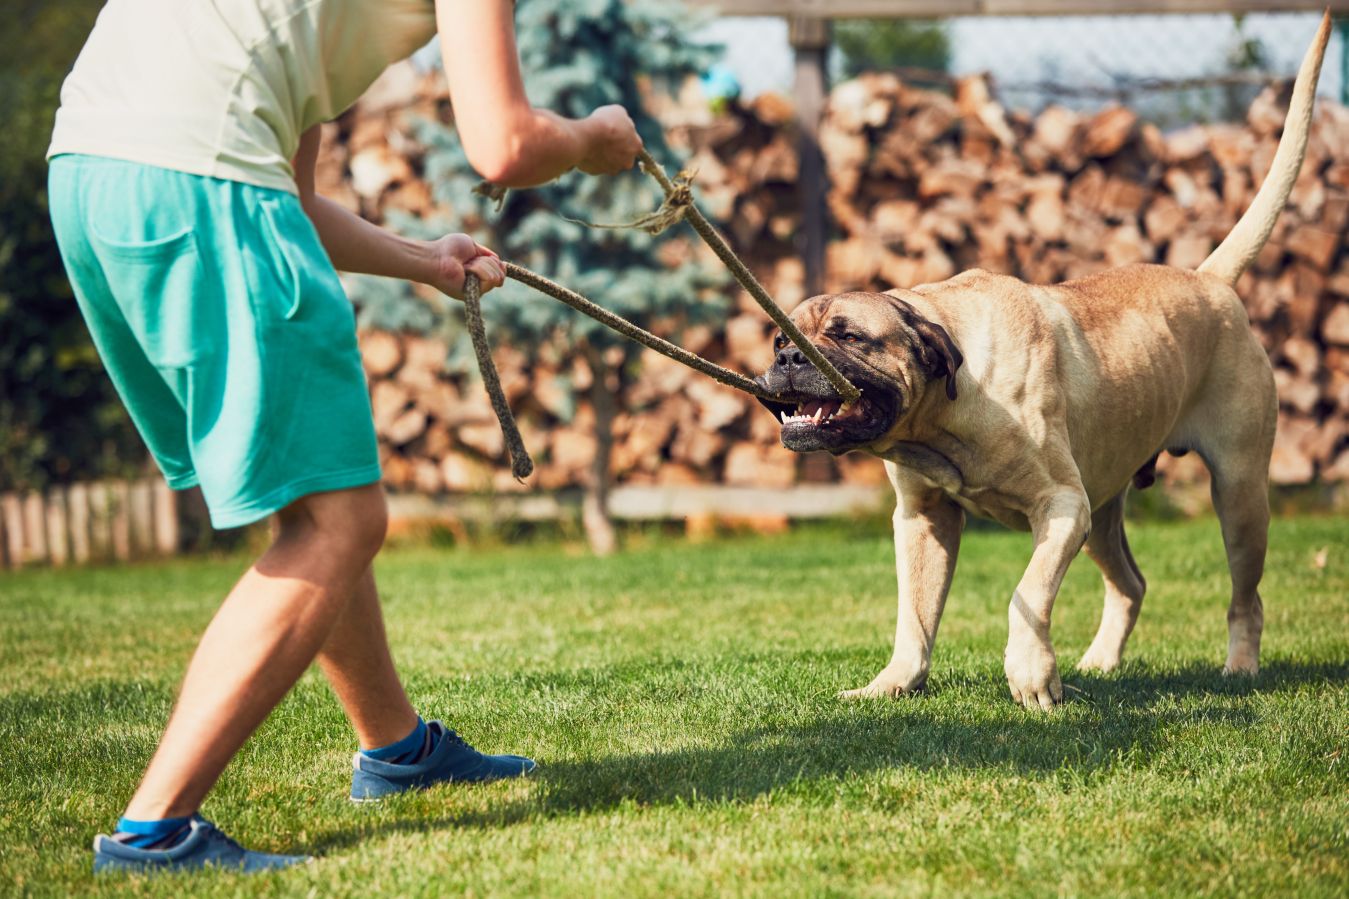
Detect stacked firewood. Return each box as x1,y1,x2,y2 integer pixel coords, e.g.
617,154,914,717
333,64,1347,493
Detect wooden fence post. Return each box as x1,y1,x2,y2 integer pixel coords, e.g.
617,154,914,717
45,487,70,567
21,493,48,565
88,481,113,562
1,494,21,569
129,479,155,557
110,480,132,562
152,479,179,557
67,482,92,565
790,14,830,299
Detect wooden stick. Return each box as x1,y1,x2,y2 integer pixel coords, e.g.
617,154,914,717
503,263,773,398
462,273,533,481
637,148,861,406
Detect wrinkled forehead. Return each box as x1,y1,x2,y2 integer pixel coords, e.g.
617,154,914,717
787,292,896,334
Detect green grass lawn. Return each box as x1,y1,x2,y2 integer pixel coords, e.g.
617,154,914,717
1,515,1346,897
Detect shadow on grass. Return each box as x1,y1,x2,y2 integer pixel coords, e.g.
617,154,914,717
300,656,1347,854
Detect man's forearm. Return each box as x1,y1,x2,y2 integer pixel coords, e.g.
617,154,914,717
475,108,593,187
299,193,440,284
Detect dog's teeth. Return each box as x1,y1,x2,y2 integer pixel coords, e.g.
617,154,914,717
780,411,788,424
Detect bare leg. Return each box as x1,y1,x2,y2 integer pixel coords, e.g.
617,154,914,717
1078,490,1146,672
121,484,387,821
316,568,419,750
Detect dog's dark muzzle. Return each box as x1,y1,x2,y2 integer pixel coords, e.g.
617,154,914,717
754,352,899,454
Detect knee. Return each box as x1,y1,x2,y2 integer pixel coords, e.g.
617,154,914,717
278,485,388,566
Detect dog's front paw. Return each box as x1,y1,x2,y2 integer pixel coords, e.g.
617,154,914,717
839,661,928,700
1005,635,1063,711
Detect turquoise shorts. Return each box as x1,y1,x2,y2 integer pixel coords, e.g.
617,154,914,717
48,154,381,528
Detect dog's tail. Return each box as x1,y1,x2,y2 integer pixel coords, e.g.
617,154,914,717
1198,10,1332,287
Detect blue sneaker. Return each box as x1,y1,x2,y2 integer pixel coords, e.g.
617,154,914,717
350,720,536,801
92,815,311,874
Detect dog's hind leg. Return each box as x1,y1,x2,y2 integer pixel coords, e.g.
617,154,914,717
1189,347,1276,676
1206,449,1272,675
1077,490,1145,672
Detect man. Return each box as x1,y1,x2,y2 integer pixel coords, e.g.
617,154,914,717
47,0,642,874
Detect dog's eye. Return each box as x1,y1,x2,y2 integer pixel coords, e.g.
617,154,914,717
842,332,861,343
773,335,786,350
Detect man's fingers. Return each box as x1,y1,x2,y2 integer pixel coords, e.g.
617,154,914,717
466,256,505,291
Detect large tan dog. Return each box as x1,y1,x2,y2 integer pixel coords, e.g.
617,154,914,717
755,15,1331,710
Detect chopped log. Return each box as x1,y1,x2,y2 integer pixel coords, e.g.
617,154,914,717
550,427,598,475
1286,226,1340,271
1025,187,1066,243
1273,368,1320,414
670,421,725,469
1323,447,1349,481
1281,336,1321,379
412,458,443,495
1166,233,1215,270
1164,125,1211,164
440,452,492,492
1305,416,1348,466
1144,195,1188,243
359,331,404,377
725,314,771,371
385,408,428,446
1321,302,1349,345
693,384,748,432
917,159,983,201
1270,422,1316,484
722,442,796,489
1099,176,1150,221
382,455,416,491
1081,107,1137,158
1104,221,1152,267
1031,105,1082,169
372,387,413,444
349,145,414,200
458,422,505,459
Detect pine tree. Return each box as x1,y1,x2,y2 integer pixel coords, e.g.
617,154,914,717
353,0,725,554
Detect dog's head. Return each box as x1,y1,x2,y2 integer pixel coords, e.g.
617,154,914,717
754,291,963,454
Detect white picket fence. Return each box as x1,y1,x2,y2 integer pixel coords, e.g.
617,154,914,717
0,478,178,569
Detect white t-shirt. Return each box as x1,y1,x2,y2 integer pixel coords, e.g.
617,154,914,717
48,0,438,193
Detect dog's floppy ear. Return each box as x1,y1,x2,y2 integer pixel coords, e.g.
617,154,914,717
911,318,963,400
884,296,964,401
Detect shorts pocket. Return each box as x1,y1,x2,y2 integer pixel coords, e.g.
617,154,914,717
87,227,219,369
255,197,304,321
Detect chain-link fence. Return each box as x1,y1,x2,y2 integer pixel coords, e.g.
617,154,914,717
699,13,1345,126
